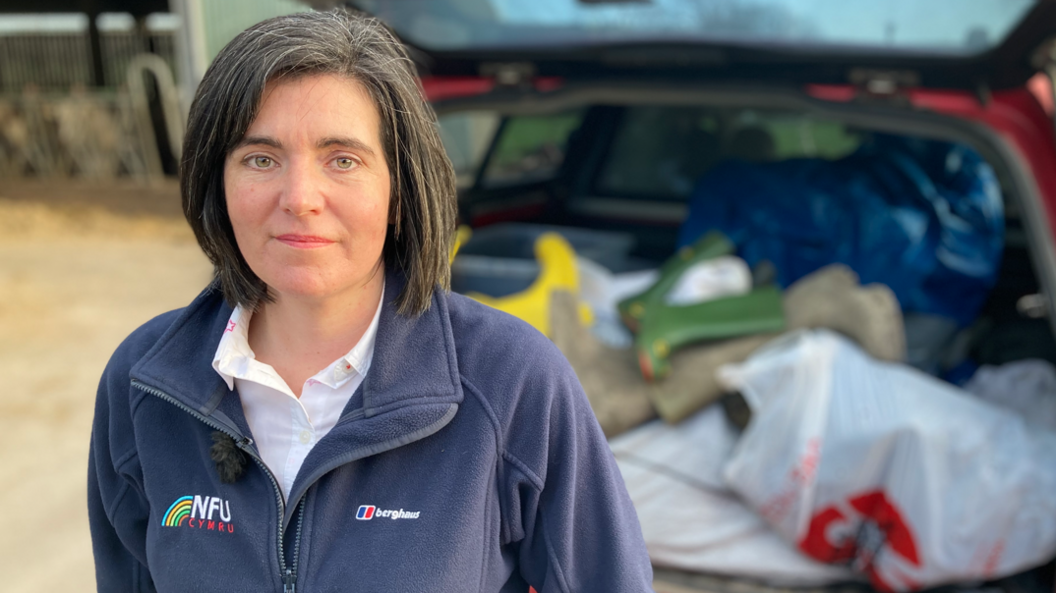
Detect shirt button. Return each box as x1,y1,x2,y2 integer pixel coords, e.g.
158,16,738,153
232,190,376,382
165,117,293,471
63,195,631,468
299,430,311,445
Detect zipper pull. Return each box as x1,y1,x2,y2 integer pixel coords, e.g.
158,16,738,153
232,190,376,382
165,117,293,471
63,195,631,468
283,569,296,593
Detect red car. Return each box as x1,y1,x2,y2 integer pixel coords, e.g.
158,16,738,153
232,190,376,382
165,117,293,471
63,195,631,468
353,0,1056,590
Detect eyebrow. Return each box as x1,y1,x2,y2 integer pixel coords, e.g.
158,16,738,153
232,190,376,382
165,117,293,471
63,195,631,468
235,136,282,150
233,135,376,157
316,136,375,156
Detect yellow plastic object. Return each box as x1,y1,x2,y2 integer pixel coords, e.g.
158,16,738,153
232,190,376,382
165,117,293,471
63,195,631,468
468,232,592,336
449,225,472,263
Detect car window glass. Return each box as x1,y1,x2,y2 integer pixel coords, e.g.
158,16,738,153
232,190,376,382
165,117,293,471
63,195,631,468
481,111,583,187
596,106,862,199
353,0,1035,56
438,111,501,189
596,106,721,199
746,111,861,161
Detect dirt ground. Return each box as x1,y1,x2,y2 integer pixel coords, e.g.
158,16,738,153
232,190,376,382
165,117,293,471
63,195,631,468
0,180,212,590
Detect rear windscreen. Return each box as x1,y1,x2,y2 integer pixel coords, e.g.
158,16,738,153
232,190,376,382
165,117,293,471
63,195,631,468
596,106,862,200
353,0,1034,55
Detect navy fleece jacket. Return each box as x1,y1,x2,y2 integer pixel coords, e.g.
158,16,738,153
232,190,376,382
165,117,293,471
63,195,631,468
88,273,654,592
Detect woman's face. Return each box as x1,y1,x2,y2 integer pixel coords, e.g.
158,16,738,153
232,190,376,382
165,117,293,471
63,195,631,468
224,74,391,303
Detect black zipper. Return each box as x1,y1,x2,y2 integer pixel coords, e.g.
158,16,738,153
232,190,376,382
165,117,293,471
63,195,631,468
132,380,305,592
284,500,308,593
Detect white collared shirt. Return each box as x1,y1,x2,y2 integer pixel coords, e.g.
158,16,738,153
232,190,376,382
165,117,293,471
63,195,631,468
211,294,383,500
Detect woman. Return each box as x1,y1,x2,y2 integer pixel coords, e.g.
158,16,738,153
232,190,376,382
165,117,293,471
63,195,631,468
88,9,653,592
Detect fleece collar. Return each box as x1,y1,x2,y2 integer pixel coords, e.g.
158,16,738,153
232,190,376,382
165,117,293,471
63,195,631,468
129,271,464,426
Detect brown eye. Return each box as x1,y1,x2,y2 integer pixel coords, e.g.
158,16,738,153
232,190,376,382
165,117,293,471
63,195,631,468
335,157,355,169
253,156,272,168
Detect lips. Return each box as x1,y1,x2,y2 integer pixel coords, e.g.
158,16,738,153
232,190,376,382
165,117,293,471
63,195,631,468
275,234,335,248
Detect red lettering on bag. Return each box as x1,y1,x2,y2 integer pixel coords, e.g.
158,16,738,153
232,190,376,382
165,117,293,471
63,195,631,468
983,540,1005,576
799,489,921,592
228,524,235,533
849,491,920,566
760,439,823,523
800,506,855,563
791,438,821,484
207,521,215,530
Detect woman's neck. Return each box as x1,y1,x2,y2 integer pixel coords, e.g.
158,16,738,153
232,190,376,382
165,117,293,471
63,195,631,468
247,269,385,398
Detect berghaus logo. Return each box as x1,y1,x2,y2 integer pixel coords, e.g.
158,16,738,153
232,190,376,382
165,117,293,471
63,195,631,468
356,504,420,521
162,495,235,533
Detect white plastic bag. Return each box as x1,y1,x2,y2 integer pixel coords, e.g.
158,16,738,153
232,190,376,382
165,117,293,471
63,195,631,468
720,330,1056,592
610,407,856,586
665,256,752,306
965,359,1056,432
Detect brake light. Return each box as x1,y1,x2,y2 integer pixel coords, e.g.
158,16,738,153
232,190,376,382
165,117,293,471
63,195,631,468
420,76,495,102
420,76,565,103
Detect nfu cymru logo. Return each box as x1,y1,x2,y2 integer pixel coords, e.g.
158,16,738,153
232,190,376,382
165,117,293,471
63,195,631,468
356,504,420,521
162,495,235,534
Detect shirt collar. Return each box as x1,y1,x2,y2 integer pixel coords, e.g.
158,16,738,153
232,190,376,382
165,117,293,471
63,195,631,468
211,283,385,392
211,306,252,391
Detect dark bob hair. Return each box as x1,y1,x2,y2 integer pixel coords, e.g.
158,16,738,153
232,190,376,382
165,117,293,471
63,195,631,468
181,9,457,316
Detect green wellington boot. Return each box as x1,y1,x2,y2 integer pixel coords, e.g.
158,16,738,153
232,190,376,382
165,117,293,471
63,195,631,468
617,231,735,332
617,231,785,381
635,286,785,381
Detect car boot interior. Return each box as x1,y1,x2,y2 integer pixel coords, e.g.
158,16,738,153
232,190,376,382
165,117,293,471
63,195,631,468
438,84,1056,593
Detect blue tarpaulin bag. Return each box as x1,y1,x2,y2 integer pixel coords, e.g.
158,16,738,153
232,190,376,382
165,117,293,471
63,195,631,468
677,135,1003,326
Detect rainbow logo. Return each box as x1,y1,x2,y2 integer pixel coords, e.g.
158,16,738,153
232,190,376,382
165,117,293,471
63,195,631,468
162,496,193,527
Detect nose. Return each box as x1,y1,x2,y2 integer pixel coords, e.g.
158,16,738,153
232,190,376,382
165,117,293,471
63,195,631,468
279,159,324,217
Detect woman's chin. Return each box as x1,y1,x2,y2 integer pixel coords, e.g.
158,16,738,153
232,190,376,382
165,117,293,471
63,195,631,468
261,269,381,304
